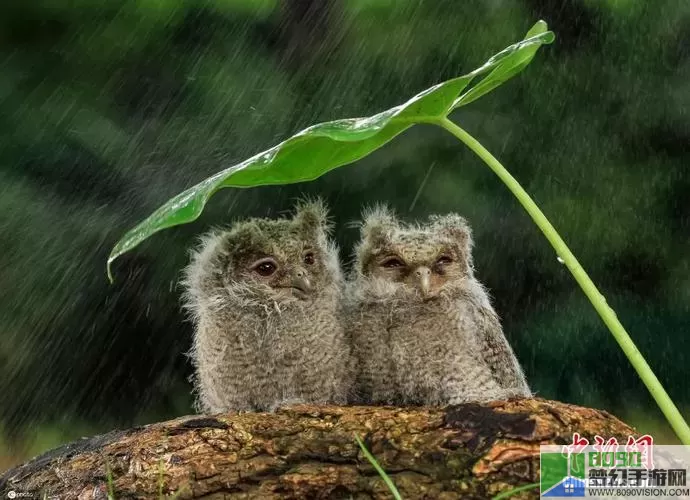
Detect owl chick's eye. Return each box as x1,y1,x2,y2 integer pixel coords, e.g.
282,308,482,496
251,259,278,277
436,255,453,265
381,257,405,268
303,252,315,265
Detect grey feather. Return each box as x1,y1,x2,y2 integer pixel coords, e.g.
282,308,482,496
346,206,531,405
182,199,354,413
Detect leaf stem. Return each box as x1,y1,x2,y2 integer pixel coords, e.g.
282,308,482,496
437,116,690,445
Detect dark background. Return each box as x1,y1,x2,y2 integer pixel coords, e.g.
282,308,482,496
1,0,688,468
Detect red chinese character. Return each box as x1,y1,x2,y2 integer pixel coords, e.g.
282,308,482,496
593,435,620,453
562,432,590,456
561,433,590,474
625,435,654,469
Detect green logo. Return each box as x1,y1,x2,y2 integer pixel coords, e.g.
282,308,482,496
540,451,586,497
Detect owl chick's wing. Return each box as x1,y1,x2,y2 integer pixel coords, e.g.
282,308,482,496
475,305,531,396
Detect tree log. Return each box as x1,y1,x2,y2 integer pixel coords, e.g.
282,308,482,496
0,398,637,499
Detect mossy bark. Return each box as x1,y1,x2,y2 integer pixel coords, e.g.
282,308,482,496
0,398,636,499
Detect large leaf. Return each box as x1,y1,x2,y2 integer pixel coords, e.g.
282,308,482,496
107,21,554,281
452,20,552,109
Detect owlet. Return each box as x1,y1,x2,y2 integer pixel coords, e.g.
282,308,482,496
182,200,352,413
346,206,531,406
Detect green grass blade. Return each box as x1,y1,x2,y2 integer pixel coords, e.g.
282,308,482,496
354,434,403,500
437,117,690,446
106,21,554,281
105,461,116,500
492,482,539,499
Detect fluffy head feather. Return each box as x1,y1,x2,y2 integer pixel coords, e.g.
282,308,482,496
183,198,342,318
351,205,474,301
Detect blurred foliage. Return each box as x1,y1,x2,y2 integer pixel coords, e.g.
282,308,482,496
0,0,688,465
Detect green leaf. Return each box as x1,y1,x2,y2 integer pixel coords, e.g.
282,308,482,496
107,21,554,281
452,20,554,109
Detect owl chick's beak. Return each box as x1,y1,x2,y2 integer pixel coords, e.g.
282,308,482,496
414,266,432,298
291,268,312,298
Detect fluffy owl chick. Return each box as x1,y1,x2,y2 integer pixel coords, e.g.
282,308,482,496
182,200,352,413
346,206,531,406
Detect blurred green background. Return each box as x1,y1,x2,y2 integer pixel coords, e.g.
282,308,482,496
1,0,688,470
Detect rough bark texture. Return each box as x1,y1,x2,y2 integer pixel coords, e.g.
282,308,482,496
0,398,636,499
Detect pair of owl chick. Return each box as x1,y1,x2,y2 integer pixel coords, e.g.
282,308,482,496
182,200,531,413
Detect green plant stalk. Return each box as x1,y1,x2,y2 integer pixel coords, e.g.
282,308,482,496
437,117,690,445
354,434,403,500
